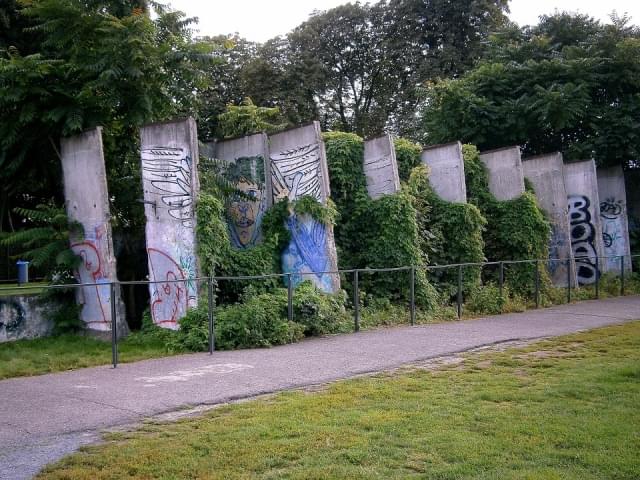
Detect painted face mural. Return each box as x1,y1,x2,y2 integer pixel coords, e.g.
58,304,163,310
224,157,267,249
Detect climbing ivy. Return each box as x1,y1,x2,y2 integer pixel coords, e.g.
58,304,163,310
394,138,422,182
406,163,486,296
196,188,339,304
323,132,437,308
462,144,551,295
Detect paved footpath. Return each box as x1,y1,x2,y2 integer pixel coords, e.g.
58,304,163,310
1,295,639,479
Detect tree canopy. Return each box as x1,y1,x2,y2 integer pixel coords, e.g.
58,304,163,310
421,12,640,168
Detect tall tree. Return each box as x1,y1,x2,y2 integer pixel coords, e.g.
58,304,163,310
0,0,218,233
421,12,640,169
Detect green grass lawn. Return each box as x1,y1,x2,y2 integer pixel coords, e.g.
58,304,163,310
36,322,640,480
0,334,173,379
0,281,48,297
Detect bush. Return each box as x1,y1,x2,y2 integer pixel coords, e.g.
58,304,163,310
407,164,486,296
216,290,304,350
292,281,349,335
462,144,551,296
466,283,506,315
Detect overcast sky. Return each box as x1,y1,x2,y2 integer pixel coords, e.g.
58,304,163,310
166,0,640,42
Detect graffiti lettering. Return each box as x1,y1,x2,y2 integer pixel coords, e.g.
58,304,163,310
600,197,623,219
70,225,112,330
141,147,194,227
568,195,599,285
600,196,627,271
147,248,193,329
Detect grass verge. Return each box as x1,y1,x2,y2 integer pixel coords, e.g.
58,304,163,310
0,334,172,379
37,322,640,479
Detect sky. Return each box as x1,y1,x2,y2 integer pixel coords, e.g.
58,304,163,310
166,0,640,42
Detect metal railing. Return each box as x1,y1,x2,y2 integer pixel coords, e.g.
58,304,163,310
1,254,637,368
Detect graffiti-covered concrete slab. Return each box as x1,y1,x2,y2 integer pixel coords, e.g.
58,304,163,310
363,134,400,199
61,128,127,335
140,118,200,329
479,146,525,201
597,166,632,273
563,160,605,285
0,294,55,343
212,133,271,249
268,122,340,293
421,141,467,203
522,153,577,287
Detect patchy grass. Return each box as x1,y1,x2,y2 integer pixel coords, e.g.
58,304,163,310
37,322,640,479
0,334,172,379
0,282,48,297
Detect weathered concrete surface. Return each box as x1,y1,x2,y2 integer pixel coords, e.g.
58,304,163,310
1,295,638,480
421,141,467,203
363,134,400,199
61,128,127,335
140,118,200,329
597,166,632,273
479,146,525,201
212,133,271,249
522,153,577,287
563,160,605,285
268,122,340,293
0,295,54,342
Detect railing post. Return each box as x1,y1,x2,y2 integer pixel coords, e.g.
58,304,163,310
207,277,215,354
567,258,572,304
594,254,599,299
499,261,504,298
287,273,293,322
410,266,416,326
535,260,540,308
353,270,360,332
620,255,625,296
110,282,118,368
457,265,463,319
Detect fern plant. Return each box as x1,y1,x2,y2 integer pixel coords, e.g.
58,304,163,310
0,203,81,278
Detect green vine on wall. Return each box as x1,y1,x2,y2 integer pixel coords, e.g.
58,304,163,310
323,132,437,309
399,141,486,296
462,144,551,295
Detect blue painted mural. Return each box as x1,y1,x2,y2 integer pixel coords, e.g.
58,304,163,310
270,142,336,292
282,213,334,292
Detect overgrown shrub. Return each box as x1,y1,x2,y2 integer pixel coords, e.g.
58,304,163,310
216,290,304,350
466,283,506,315
407,164,486,296
292,281,349,335
323,132,438,309
394,138,422,182
463,144,551,296
135,280,351,351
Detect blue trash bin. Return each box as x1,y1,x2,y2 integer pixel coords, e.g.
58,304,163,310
16,260,29,285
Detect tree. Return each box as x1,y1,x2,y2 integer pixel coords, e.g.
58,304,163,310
0,0,219,233
216,98,287,139
421,12,640,169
